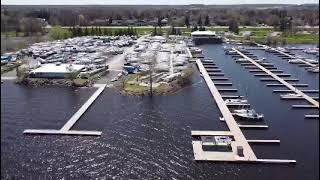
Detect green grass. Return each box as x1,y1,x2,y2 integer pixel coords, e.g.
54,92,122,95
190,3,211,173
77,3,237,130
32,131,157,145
284,34,319,44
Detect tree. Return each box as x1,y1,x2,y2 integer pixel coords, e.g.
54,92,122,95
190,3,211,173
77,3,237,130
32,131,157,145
157,16,162,27
197,15,202,26
84,26,89,36
204,15,210,26
228,19,239,34
49,26,72,40
184,15,190,28
98,26,102,35
192,26,198,32
95,26,98,35
19,17,43,36
64,64,80,84
91,26,95,35
76,26,83,36
78,14,85,26
152,26,157,36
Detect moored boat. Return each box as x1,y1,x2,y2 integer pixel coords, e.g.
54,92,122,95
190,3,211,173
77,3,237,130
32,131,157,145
233,109,264,120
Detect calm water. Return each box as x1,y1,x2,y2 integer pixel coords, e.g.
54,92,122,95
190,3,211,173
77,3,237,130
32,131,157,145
1,44,319,179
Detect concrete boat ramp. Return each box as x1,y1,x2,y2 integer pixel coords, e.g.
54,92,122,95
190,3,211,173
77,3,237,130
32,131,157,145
23,84,106,136
194,59,296,164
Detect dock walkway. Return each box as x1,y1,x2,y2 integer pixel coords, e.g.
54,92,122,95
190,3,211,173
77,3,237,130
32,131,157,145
256,43,317,68
232,48,319,108
23,84,106,136
194,59,296,164
196,59,257,161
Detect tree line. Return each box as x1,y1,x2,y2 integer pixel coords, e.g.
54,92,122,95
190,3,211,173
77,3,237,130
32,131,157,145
67,26,138,37
2,5,318,30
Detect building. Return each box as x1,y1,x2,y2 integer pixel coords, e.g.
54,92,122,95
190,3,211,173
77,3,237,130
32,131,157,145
191,31,223,45
201,136,232,151
29,63,85,79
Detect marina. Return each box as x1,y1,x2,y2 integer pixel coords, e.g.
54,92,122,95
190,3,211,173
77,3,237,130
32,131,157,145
231,48,319,108
1,42,318,179
193,59,296,164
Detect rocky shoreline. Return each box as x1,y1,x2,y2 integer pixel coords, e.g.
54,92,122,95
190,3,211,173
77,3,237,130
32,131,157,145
16,78,94,87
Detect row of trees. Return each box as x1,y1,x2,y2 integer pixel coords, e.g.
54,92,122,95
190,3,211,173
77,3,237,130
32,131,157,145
49,26,138,40
68,26,138,37
2,5,318,29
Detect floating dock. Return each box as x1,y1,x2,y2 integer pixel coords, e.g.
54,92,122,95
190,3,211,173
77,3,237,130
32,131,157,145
23,84,106,136
247,140,280,144
193,59,296,164
305,115,319,119
266,84,308,87
238,124,268,129
222,95,244,99
211,77,229,81
273,89,319,93
260,78,299,82
215,82,233,86
292,105,318,109
257,43,317,68
232,48,319,109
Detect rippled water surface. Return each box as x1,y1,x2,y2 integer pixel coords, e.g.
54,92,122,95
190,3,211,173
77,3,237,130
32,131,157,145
1,44,319,179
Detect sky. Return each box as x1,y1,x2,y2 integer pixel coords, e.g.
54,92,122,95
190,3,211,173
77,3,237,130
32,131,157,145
1,0,319,5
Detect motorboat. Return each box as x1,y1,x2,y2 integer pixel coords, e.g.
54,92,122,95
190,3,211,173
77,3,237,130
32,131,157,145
225,99,248,105
288,59,302,64
307,67,319,73
305,59,318,64
233,109,264,120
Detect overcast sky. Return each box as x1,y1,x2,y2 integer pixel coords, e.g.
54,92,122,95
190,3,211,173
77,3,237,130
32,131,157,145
2,0,319,5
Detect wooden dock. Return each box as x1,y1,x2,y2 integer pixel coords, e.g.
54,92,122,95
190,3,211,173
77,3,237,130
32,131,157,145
23,84,106,136
305,115,319,119
208,72,225,76
215,82,233,86
196,59,257,161
206,69,222,72
194,60,295,164
292,105,318,109
247,140,280,143
233,48,319,109
191,130,233,136
266,84,308,87
257,43,317,68
217,88,238,92
211,77,229,81
281,96,319,100
222,95,244,99
260,78,299,82
60,84,106,131
238,124,268,129
273,89,319,93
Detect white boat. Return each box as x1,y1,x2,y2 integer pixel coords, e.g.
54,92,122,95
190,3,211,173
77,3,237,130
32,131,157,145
255,58,267,62
307,67,319,73
304,59,318,63
233,109,264,120
280,93,302,98
225,99,248,105
288,59,302,64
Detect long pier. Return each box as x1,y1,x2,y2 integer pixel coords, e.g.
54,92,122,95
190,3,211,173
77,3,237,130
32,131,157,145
196,59,257,161
23,84,106,136
232,48,319,109
194,59,295,164
256,43,317,68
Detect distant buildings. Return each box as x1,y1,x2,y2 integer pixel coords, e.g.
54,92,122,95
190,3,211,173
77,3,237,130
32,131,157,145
29,63,85,78
191,31,223,45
